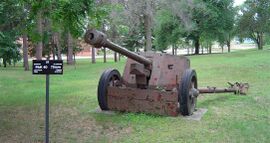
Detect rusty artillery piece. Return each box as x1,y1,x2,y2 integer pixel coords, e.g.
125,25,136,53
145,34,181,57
84,29,249,116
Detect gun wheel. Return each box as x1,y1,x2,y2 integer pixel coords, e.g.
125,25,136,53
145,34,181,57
98,69,121,110
179,69,198,116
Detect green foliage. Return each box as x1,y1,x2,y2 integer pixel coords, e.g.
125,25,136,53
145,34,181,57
190,0,235,42
98,2,139,51
120,19,145,52
154,9,184,51
0,3,3,14
236,0,270,49
264,33,270,45
0,0,110,62
42,0,93,39
59,37,83,55
153,0,235,53
0,0,25,32
0,0,24,67
212,0,236,46
122,29,144,52
53,0,94,37
88,3,111,29
0,32,22,67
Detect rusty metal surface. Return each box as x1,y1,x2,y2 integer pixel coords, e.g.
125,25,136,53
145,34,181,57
85,29,191,91
199,88,236,93
122,53,190,90
229,82,249,95
107,87,179,116
199,82,249,95
84,29,152,66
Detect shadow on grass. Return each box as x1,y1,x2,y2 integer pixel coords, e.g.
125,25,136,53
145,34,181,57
91,110,165,123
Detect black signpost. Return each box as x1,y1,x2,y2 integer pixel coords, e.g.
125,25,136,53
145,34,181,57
33,60,63,143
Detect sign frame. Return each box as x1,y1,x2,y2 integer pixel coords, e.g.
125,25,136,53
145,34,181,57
32,60,63,75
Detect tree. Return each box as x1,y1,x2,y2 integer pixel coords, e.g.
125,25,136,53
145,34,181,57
86,0,111,64
27,1,50,60
237,0,270,50
216,0,236,53
17,1,32,70
0,32,22,67
36,6,43,60
22,34,29,70
0,0,24,67
91,47,96,63
1,0,102,68
52,32,62,60
190,0,236,54
200,34,214,54
144,0,153,51
155,0,235,54
154,8,185,52
121,0,158,51
110,0,119,62
53,0,96,64
67,32,74,64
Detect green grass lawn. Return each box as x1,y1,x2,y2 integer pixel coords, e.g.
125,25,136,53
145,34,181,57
0,49,270,143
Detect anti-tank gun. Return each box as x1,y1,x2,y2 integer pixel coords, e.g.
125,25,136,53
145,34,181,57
84,29,249,116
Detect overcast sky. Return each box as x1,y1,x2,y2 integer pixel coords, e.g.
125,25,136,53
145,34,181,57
234,0,245,6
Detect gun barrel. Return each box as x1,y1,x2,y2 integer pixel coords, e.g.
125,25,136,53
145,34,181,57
84,29,152,66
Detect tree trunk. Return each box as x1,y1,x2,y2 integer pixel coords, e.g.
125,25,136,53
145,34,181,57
227,34,231,53
52,33,56,60
53,32,62,60
91,47,96,63
103,47,106,63
258,32,263,50
221,45,224,53
36,10,43,60
73,54,76,64
67,32,74,65
112,25,118,62
3,58,7,67
52,47,56,60
101,22,106,63
209,45,212,54
175,47,177,55
118,54,121,61
226,40,231,53
194,38,200,54
254,32,263,50
22,34,29,71
114,52,118,62
111,25,118,62
172,45,175,55
44,17,53,59
144,0,152,51
201,47,204,54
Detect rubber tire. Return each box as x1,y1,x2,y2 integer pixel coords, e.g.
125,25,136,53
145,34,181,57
97,69,121,110
179,69,198,116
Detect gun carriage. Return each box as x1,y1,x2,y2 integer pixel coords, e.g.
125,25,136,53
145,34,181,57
84,29,248,116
